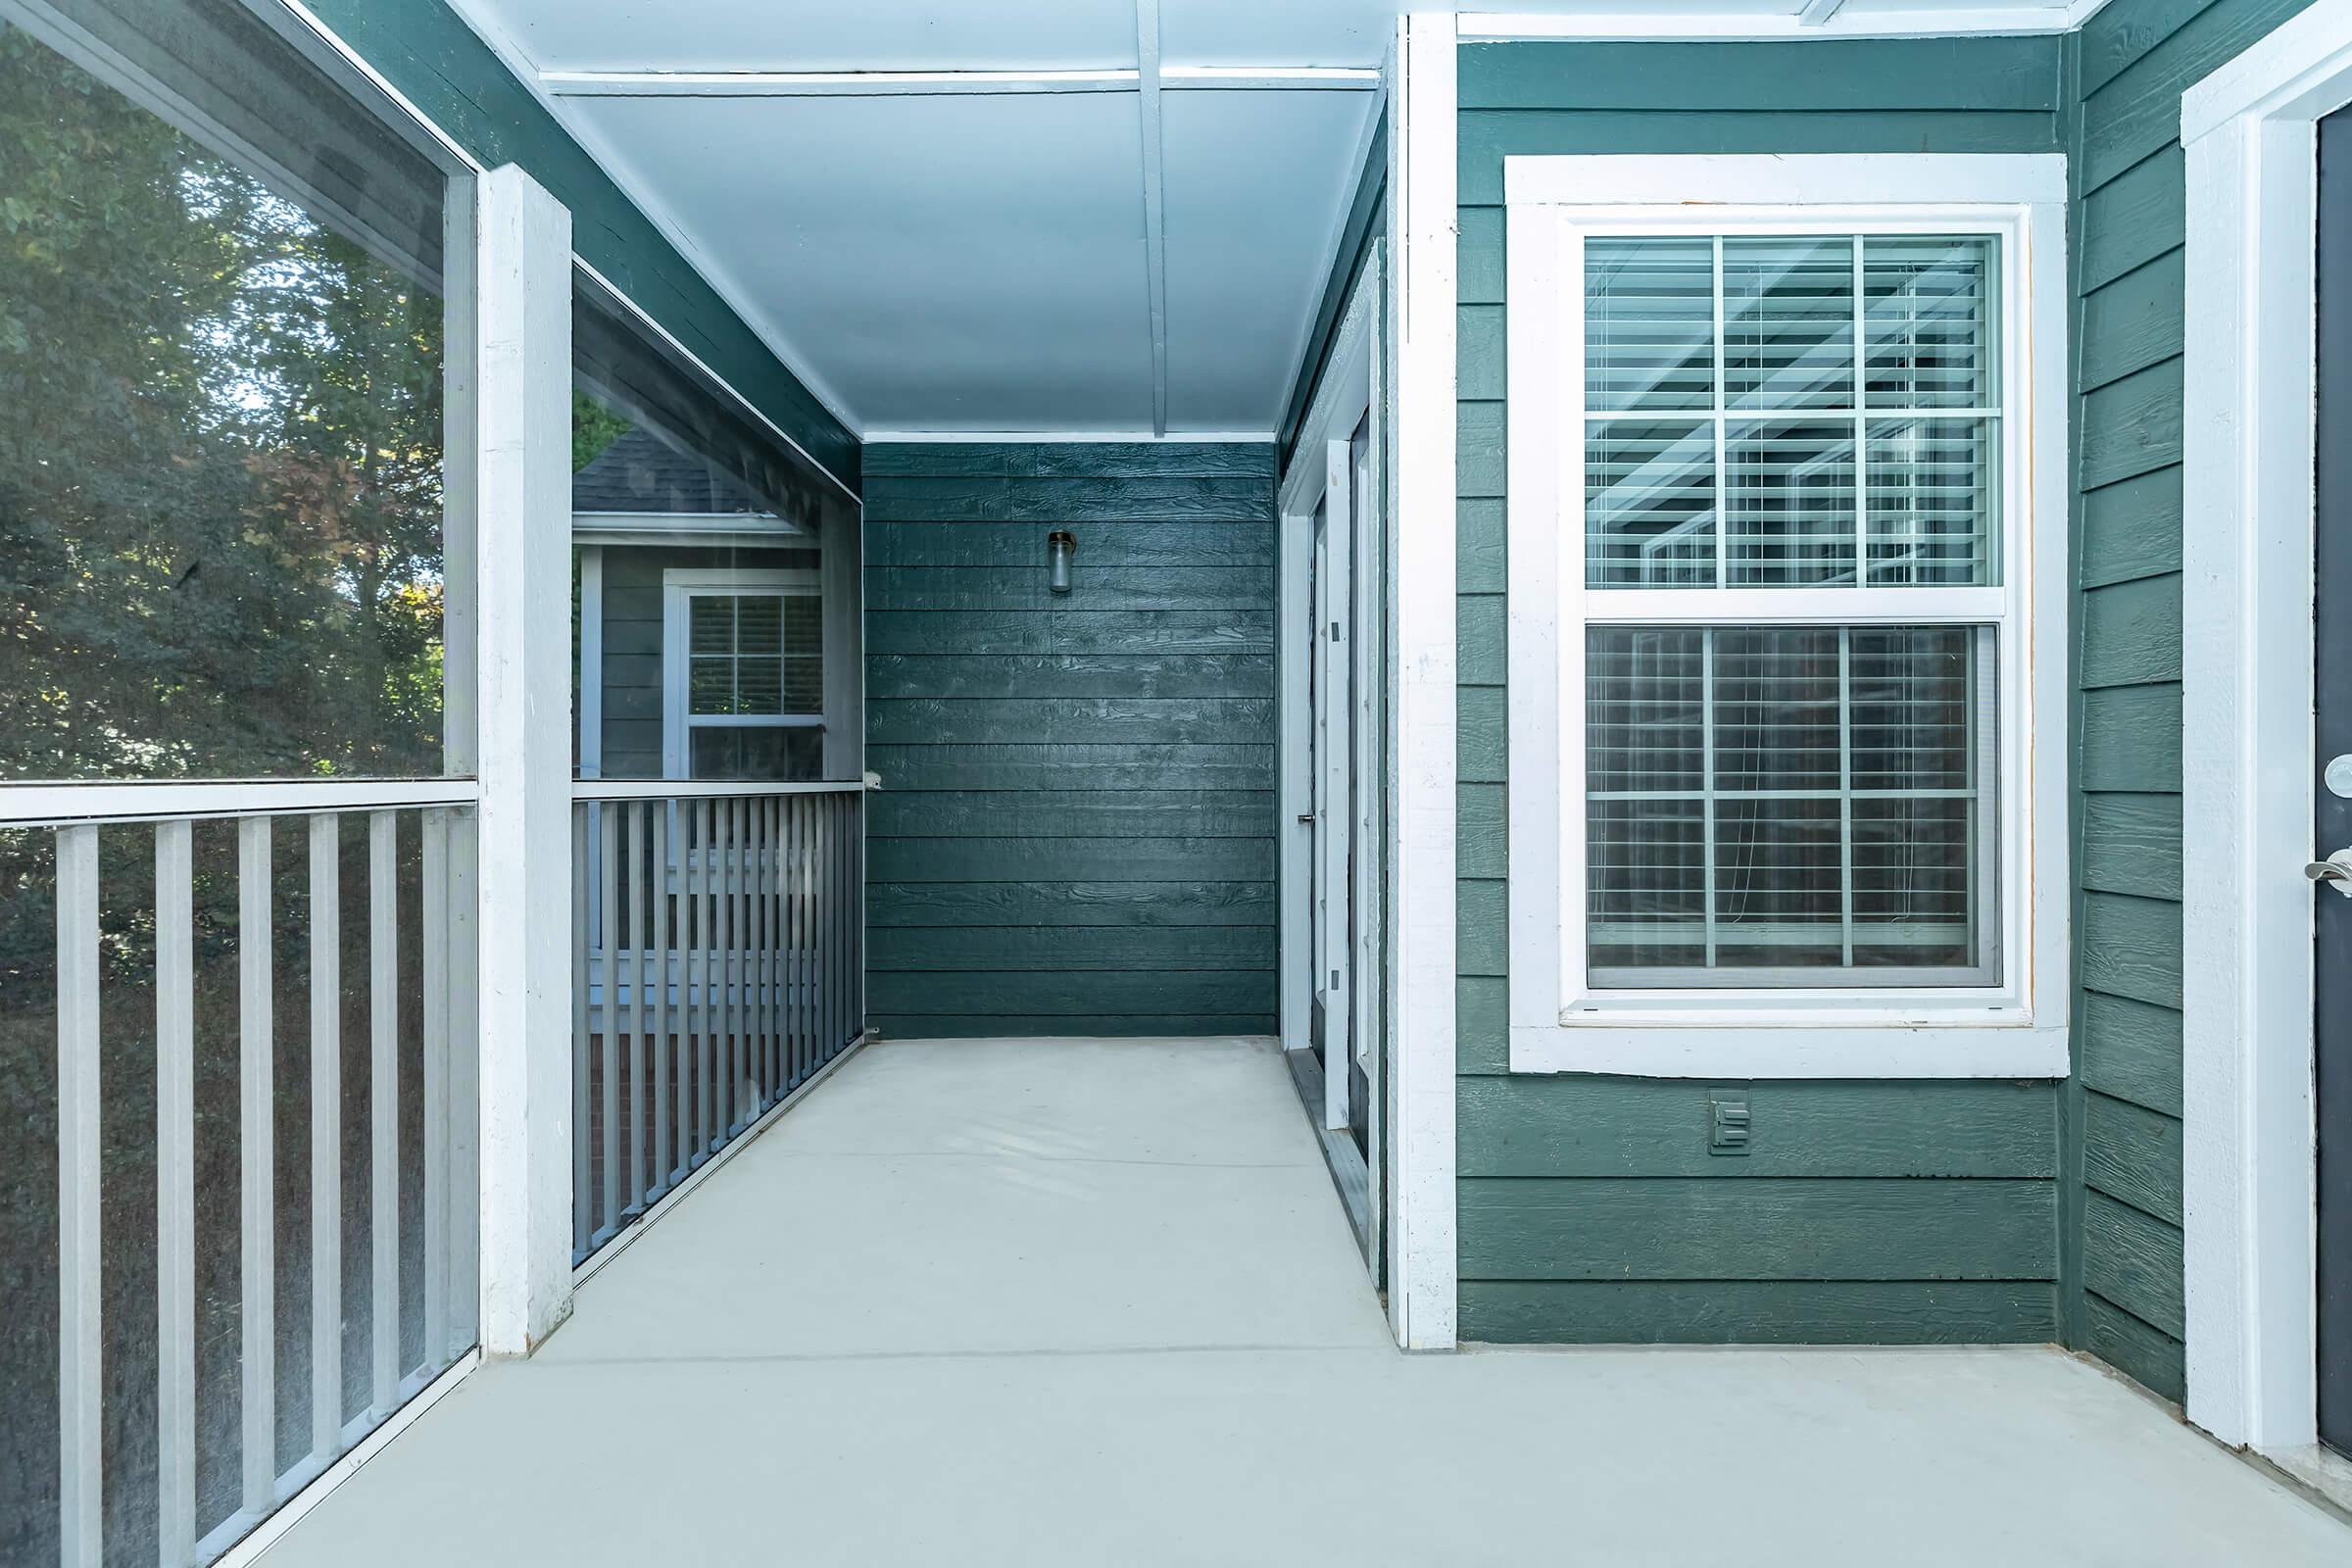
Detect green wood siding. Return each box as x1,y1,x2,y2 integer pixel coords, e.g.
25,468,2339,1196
863,443,1278,1039
1453,37,2069,1348
2057,0,2321,1405
306,0,858,490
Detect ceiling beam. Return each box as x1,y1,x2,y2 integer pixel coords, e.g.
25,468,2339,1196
1134,0,1170,437
539,67,1381,98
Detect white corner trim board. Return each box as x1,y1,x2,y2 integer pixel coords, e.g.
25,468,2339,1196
2177,0,2352,1460
1390,9,1457,1352
1499,152,2072,1081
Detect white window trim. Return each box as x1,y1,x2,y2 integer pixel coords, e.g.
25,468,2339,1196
1502,153,2071,1079
2179,0,2352,1486
659,566,823,781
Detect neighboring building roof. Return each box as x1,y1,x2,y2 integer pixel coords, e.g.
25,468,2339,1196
572,427,768,515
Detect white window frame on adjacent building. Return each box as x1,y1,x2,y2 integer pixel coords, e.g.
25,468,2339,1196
660,566,824,780
1502,153,2071,1079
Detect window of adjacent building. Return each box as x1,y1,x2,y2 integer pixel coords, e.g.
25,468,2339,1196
662,572,822,781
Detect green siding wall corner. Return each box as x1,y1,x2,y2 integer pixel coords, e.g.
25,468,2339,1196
2059,0,2322,1406
1453,35,2069,1348
862,443,1279,1039
304,0,859,491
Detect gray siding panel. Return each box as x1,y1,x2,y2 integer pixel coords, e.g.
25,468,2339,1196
863,443,1278,1040
1454,35,2066,1348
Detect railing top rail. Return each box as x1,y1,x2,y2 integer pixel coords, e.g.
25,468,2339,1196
0,777,480,829
570,779,868,803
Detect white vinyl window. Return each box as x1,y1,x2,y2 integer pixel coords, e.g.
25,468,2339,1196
661,568,822,781
1503,155,2070,1078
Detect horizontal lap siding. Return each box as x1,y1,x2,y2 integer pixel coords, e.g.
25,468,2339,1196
1455,38,2067,1348
2061,0,2319,1405
863,444,1279,1039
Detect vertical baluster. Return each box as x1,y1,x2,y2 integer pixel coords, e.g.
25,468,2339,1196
238,814,275,1516
860,799,870,1044
600,803,620,1235
787,797,805,1088
56,823,100,1568
718,798,737,1136
305,816,341,1469
422,809,450,1359
766,797,782,1098
823,799,842,1067
698,799,716,1159
744,797,761,1110
748,804,766,1109
652,802,672,1190
755,797,770,1108
628,802,649,1214
157,820,197,1563
446,808,481,1356
369,809,399,1412
801,794,816,1079
571,804,591,1254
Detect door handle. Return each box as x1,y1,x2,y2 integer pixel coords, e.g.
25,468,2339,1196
2305,848,2352,896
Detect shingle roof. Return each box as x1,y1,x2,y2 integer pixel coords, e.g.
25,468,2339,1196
572,427,767,515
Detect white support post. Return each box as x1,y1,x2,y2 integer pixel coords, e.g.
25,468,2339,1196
472,163,576,1357
1390,11,1459,1350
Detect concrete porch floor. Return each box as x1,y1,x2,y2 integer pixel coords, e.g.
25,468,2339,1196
258,1036,2347,1567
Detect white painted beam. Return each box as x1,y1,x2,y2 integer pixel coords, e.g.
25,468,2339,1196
471,163,577,1358
536,66,1383,97
1134,0,1170,438
1459,5,2103,40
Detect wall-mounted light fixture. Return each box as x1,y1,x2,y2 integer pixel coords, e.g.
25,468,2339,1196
1047,530,1077,594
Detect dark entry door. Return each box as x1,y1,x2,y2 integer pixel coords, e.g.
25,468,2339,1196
2316,105,2352,1459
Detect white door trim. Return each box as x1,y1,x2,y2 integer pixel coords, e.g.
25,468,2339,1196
2179,0,2352,1458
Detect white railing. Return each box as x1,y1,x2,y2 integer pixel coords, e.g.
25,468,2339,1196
569,782,865,1264
5,787,478,1567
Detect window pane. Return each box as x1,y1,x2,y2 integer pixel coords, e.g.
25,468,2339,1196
783,658,824,713
1866,416,1997,585
1865,236,1997,410
1725,419,1855,585
735,659,784,715
1711,629,1839,791
0,22,446,780
689,726,820,782
687,657,734,715
1586,624,1994,986
783,595,823,657
1587,420,1716,587
735,594,784,654
1586,238,1715,413
1725,237,1853,411
688,597,736,655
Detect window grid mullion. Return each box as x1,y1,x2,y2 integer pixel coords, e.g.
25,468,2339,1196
1838,626,1854,967
1711,235,1728,591
1699,629,1718,968
1850,235,1868,591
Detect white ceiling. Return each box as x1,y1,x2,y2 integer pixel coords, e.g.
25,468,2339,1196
448,0,2099,439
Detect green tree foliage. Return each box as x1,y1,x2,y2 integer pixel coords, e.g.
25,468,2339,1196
573,388,630,472
0,25,446,784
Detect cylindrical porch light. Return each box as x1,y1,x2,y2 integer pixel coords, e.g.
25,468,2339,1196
1047,529,1077,594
